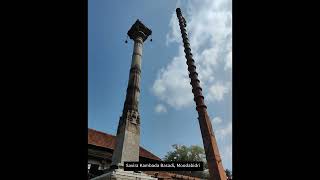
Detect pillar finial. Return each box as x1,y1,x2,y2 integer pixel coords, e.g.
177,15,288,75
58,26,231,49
127,19,152,42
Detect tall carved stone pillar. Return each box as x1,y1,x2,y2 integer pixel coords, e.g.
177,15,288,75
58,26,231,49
111,20,152,168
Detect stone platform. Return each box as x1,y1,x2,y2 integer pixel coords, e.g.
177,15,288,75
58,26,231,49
91,169,157,180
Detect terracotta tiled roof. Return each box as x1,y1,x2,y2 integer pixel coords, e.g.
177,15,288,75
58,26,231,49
88,128,161,161
88,128,116,150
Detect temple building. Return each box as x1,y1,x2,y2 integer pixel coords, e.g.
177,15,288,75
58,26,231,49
88,128,202,180
88,128,161,175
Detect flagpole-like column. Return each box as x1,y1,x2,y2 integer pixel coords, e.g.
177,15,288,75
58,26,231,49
176,8,227,180
111,20,152,168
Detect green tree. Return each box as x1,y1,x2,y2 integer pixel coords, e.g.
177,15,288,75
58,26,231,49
163,144,209,179
225,169,232,179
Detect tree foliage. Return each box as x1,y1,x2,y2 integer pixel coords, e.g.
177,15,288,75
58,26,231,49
164,144,206,161
163,144,209,179
225,169,232,179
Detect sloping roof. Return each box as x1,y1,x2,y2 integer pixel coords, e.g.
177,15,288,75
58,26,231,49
88,128,161,161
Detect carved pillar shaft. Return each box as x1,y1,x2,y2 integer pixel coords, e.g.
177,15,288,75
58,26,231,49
176,8,227,180
123,37,143,113
111,20,151,168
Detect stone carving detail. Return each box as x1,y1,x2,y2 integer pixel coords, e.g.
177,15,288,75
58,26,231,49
125,110,140,125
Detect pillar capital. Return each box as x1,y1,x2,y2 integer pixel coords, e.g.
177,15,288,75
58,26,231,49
127,19,152,42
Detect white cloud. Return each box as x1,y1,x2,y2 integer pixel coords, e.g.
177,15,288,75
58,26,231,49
226,144,232,160
224,51,232,70
216,121,232,139
152,55,193,109
221,143,232,162
212,116,223,125
155,104,168,113
207,82,230,102
166,12,181,46
153,0,232,109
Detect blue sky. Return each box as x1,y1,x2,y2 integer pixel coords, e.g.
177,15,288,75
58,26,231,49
89,0,232,170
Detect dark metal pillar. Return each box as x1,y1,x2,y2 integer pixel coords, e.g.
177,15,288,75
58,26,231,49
176,8,227,180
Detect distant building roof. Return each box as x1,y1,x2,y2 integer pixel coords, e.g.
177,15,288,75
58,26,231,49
88,128,161,161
